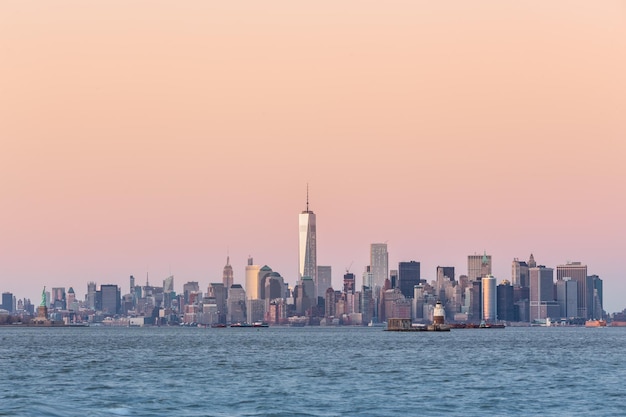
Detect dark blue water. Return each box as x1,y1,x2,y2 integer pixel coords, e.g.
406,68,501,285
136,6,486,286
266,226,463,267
1,326,624,416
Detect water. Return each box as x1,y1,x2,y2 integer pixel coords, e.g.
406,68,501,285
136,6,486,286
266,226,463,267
1,326,624,416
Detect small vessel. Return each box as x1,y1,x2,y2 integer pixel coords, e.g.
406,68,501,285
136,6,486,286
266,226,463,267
585,319,607,327
252,321,269,328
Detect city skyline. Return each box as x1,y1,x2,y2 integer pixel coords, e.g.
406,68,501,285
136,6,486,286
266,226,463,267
1,1,625,312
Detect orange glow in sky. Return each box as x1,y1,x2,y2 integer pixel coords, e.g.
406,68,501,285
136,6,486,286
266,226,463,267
1,1,625,311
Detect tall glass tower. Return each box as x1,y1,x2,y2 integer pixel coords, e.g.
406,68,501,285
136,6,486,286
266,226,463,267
299,187,317,297
370,243,388,290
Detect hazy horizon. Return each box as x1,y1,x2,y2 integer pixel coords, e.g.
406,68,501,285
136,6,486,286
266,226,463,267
1,1,624,312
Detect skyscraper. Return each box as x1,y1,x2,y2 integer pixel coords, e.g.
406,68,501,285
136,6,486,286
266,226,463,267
222,256,234,291
556,262,590,319
468,253,491,281
398,261,420,298
482,275,497,322
370,243,388,289
529,266,558,322
512,258,529,288
317,266,332,296
245,257,261,300
299,187,317,297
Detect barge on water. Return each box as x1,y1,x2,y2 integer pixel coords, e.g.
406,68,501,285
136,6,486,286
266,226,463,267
385,318,450,332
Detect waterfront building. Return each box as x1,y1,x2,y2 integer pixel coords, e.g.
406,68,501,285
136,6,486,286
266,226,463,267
222,256,234,291
245,257,261,300
512,258,529,288
468,253,491,282
530,266,559,322
361,286,373,324
496,281,514,322
299,188,317,297
370,243,388,289
207,283,227,324
470,280,482,322
398,261,420,298
556,278,577,318
317,266,332,296
1,292,13,313
227,284,246,323
556,262,590,319
482,275,497,322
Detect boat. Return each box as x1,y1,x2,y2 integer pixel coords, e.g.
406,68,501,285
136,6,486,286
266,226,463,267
210,323,227,328
230,322,253,328
585,319,607,327
252,322,269,328
611,321,626,327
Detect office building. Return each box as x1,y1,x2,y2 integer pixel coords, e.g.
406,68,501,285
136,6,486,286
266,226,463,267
496,281,514,322
468,253,491,281
1,292,13,313
398,261,420,298
370,243,388,289
227,284,246,323
99,284,121,315
317,266,332,296
556,278,577,318
530,267,559,322
482,275,497,322
245,257,261,300
512,258,529,288
556,262,590,319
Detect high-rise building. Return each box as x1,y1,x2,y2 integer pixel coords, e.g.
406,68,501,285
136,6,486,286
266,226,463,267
529,266,559,322
556,262,590,319
317,266,332,296
482,275,497,322
512,258,529,288
299,188,317,296
370,243,388,289
227,284,246,323
496,281,514,322
556,278,577,318
163,276,174,293
398,261,420,299
363,266,374,290
99,284,121,314
183,281,200,305
86,282,97,309
51,287,66,310
222,256,234,291
468,253,491,281
436,266,455,297
590,275,603,319
1,292,13,313
245,257,261,300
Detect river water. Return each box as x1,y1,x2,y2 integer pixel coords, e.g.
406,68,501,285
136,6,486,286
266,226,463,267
0,326,624,416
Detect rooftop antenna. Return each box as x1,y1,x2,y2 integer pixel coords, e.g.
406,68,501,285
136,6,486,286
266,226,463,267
306,183,309,212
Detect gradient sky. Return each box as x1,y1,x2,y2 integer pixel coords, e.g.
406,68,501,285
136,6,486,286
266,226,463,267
1,1,625,312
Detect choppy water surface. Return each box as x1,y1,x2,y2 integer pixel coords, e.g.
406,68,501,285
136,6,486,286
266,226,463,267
1,326,625,416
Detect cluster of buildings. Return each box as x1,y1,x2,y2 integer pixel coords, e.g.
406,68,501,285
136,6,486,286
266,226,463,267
0,195,610,326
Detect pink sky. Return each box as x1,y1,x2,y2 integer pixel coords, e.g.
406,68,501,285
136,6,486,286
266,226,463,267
1,1,625,311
